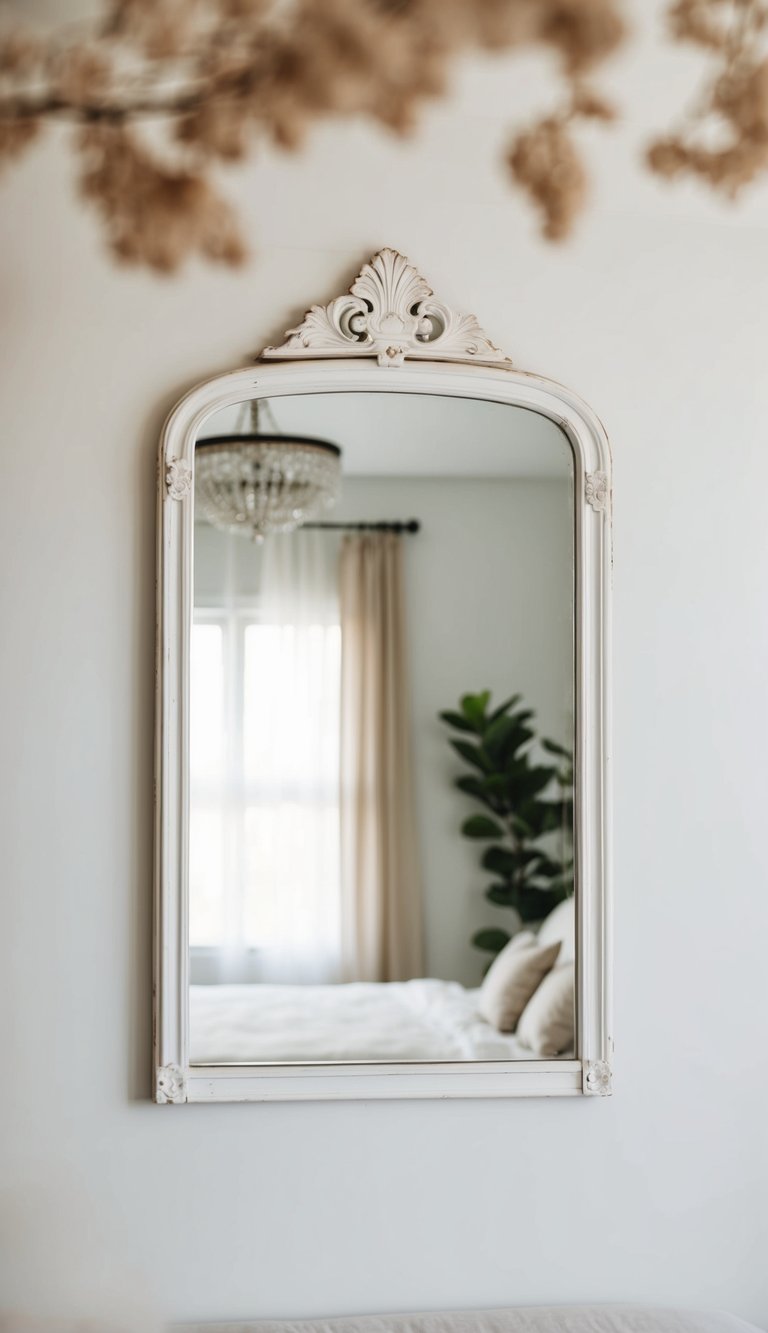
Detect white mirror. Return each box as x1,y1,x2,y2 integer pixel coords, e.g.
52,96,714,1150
155,250,612,1103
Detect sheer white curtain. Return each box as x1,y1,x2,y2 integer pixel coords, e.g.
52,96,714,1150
190,526,343,984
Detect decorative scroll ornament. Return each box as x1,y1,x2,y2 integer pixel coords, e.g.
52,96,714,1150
585,470,610,514
584,1060,612,1096
261,248,512,369
166,458,192,500
157,1063,187,1104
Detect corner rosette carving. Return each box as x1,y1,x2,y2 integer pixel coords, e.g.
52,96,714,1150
156,1063,187,1103
261,248,512,369
585,470,610,514
584,1059,612,1096
166,458,192,500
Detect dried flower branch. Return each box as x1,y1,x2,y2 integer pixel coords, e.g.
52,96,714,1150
0,0,629,270
648,0,768,198
78,125,246,270
2,2,766,274
508,78,617,240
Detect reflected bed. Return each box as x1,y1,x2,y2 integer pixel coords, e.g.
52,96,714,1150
189,979,532,1064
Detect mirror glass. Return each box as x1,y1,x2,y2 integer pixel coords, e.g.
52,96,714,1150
188,392,575,1065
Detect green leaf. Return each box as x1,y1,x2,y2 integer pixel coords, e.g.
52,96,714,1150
545,874,575,896
510,814,534,840
485,882,516,908
509,727,535,758
483,717,535,763
510,766,557,800
486,693,522,723
504,752,529,772
531,855,566,879
472,927,511,954
510,708,535,730
515,886,562,922
461,815,505,839
481,845,518,877
516,799,559,837
438,709,479,734
450,739,493,773
460,691,491,730
542,738,572,759
521,847,551,866
524,798,573,838
454,775,504,814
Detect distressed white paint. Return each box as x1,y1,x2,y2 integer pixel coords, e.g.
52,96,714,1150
155,264,613,1102
262,247,511,368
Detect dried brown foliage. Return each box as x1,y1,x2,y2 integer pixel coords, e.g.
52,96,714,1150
0,117,41,162
0,0,631,269
508,79,617,240
648,0,768,197
508,117,588,240
78,125,246,270
1,0,763,274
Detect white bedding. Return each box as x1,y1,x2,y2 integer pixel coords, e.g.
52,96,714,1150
179,1307,762,1333
189,978,530,1064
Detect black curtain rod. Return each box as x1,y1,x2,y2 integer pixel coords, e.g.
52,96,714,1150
302,520,421,534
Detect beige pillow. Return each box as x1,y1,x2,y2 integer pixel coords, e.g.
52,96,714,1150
517,962,575,1056
478,937,561,1032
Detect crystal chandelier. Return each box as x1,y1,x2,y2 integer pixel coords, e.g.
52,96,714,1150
195,400,342,540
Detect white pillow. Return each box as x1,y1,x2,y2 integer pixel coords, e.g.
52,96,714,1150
478,937,561,1032
517,962,575,1056
507,930,537,952
537,896,575,965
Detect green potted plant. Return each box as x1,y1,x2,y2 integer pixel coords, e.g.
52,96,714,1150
439,690,573,965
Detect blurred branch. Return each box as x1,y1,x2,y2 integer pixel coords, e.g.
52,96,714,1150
3,1,764,274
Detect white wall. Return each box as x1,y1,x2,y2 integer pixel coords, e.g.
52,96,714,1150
338,476,573,985
1,3,768,1325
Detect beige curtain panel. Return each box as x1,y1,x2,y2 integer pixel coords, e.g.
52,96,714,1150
339,533,424,983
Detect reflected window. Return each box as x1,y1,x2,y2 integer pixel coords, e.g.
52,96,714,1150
190,602,342,983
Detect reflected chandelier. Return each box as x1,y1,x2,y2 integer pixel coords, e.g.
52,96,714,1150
195,400,342,540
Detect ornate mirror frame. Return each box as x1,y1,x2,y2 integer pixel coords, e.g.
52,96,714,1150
154,249,613,1105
